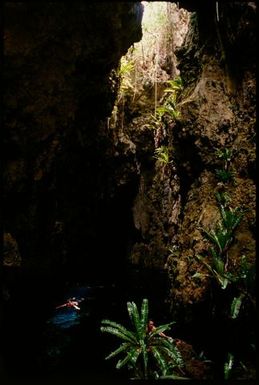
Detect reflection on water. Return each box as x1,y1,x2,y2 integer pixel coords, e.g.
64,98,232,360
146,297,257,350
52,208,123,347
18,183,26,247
48,308,81,329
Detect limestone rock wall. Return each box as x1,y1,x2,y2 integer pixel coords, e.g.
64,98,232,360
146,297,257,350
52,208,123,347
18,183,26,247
166,2,256,306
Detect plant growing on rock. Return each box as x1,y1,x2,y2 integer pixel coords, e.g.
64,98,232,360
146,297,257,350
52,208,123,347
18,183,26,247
154,145,172,165
100,298,184,379
215,148,235,183
215,169,234,183
193,188,255,379
155,76,183,121
195,194,245,289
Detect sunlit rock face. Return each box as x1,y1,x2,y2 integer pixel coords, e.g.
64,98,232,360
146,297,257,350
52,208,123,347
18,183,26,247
4,3,143,277
166,2,256,306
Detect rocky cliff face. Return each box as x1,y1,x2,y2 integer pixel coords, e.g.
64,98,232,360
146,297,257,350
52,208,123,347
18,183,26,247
4,3,143,279
166,2,256,307
4,2,256,310
101,2,256,310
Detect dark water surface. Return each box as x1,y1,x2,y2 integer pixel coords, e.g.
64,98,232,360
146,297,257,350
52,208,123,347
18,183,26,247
2,265,256,383
2,266,171,382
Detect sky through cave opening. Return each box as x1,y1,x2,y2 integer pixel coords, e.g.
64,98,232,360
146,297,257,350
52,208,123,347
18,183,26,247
114,2,190,118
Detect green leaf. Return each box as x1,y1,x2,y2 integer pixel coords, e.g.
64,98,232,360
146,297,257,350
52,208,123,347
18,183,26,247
192,272,207,279
127,301,140,333
151,346,169,376
140,299,149,339
159,374,190,380
115,347,141,370
224,352,234,380
100,326,137,344
101,319,137,343
105,342,130,360
202,228,218,246
148,322,175,339
142,344,148,379
156,339,183,367
230,295,244,319
213,256,225,275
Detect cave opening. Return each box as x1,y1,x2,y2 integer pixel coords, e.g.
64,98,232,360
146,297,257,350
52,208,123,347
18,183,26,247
3,2,256,382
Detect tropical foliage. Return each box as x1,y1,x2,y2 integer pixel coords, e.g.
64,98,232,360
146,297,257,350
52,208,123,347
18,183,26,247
154,146,172,165
155,76,183,120
196,198,245,289
100,299,184,379
215,147,235,183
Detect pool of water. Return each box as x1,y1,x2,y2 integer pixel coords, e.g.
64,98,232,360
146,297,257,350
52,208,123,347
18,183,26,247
2,267,171,381
3,266,256,382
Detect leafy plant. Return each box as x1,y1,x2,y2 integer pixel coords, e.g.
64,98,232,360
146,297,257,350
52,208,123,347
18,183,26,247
215,148,235,183
164,77,183,93
196,203,245,289
118,58,134,77
224,352,234,380
156,104,181,120
215,191,231,207
154,146,172,165
100,299,184,379
215,169,234,183
203,205,244,253
216,148,233,164
230,294,244,319
155,77,183,121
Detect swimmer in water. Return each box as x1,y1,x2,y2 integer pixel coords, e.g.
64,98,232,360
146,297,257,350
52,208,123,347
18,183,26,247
56,297,84,311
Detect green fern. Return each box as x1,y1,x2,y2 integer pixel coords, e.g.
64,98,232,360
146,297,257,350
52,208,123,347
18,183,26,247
100,298,184,379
